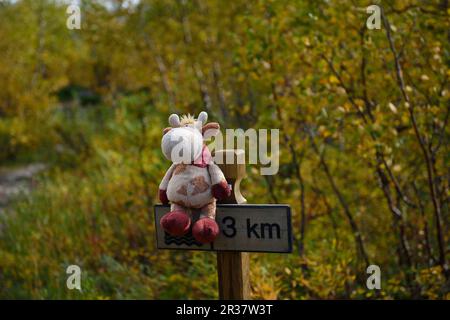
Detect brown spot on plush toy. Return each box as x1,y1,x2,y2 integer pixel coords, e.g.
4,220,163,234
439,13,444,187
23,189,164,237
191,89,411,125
176,185,188,196
158,112,231,244
191,176,209,195
173,164,187,175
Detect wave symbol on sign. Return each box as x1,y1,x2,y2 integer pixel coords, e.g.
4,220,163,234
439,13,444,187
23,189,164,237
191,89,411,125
164,231,203,247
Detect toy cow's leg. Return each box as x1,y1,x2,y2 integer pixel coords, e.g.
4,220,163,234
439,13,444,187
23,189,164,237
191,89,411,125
199,200,216,219
192,200,219,244
160,203,191,237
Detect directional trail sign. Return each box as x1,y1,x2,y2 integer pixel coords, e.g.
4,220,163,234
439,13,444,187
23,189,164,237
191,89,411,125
154,204,292,253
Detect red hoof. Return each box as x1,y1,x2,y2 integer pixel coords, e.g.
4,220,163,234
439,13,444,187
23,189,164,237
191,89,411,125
192,218,219,244
160,210,191,236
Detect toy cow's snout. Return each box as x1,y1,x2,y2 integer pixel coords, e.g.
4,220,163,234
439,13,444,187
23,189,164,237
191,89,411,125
161,126,203,164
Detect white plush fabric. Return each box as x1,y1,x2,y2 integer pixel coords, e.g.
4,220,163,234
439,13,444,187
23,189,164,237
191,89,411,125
207,162,226,185
159,163,176,190
166,164,213,209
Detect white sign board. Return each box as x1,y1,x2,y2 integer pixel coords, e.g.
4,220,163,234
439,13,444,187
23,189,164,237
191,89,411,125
154,204,292,253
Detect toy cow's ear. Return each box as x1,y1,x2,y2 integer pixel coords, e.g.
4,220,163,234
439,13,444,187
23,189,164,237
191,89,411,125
163,127,172,134
202,122,220,140
198,111,208,125
168,114,181,127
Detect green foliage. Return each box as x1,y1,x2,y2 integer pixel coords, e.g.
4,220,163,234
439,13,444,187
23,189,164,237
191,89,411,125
0,0,448,299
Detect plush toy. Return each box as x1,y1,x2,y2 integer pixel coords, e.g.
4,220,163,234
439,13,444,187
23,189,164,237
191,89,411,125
158,111,231,244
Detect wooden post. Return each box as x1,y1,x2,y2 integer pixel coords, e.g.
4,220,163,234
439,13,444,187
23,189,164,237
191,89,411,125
217,250,250,300
215,149,251,300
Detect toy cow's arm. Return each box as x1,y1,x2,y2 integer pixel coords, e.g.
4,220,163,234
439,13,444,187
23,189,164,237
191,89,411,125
208,162,231,200
158,164,176,204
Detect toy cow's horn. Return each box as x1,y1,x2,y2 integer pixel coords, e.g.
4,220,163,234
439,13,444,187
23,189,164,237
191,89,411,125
168,114,181,127
198,111,208,125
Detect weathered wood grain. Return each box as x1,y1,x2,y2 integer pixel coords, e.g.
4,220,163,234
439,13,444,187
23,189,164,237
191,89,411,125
216,149,249,301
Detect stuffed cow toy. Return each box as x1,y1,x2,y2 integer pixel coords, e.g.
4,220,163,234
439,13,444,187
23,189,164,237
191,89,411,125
158,111,231,243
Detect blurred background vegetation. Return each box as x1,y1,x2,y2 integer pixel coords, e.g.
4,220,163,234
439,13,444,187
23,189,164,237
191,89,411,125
0,0,448,299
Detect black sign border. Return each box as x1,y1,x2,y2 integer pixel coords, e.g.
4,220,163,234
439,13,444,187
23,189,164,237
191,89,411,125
153,204,293,253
